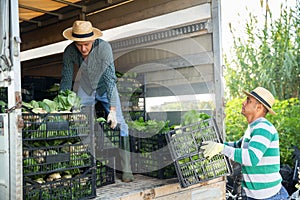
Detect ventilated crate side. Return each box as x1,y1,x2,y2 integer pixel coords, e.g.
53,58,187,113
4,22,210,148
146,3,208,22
166,118,232,188
95,123,120,151
95,156,115,187
175,153,228,187
102,123,120,149
131,132,176,179
22,112,90,140
23,168,96,200
138,154,176,179
23,143,93,176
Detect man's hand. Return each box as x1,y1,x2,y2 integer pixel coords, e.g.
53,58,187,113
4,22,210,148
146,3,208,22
107,110,117,129
201,141,224,159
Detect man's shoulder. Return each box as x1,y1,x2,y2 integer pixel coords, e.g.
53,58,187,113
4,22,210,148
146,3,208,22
94,39,113,56
64,42,76,52
95,38,111,48
251,118,277,134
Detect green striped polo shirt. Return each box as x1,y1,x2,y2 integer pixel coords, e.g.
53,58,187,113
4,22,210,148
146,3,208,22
223,117,282,199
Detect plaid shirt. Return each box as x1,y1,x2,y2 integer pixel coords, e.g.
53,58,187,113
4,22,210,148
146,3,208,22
60,39,117,107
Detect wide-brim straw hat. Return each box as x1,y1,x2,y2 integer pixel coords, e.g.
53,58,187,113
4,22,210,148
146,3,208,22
63,20,103,41
243,87,276,115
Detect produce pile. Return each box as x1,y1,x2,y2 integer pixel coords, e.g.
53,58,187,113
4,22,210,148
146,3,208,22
23,141,92,176
127,117,171,136
22,112,89,140
23,168,94,200
22,90,82,113
22,90,96,199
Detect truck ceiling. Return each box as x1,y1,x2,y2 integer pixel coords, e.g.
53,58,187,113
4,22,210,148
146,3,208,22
18,0,205,51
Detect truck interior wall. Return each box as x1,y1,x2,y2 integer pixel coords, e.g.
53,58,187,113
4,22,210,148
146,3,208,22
112,26,213,92
113,30,212,71
144,64,214,96
21,54,63,78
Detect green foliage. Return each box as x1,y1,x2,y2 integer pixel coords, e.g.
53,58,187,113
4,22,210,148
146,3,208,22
268,98,300,165
225,98,300,166
224,3,300,100
224,98,247,142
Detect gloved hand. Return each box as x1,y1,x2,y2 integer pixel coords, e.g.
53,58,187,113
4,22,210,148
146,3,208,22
201,141,224,159
107,110,117,129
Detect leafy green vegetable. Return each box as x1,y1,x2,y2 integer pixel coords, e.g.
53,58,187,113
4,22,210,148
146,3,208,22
22,101,33,109
38,101,51,113
43,99,58,112
127,117,170,134
23,90,82,113
182,110,210,126
96,117,106,122
54,90,81,111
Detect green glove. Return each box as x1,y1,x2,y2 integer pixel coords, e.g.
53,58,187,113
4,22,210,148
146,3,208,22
201,141,224,159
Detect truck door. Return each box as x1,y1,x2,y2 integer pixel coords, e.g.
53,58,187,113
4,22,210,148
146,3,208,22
0,0,23,199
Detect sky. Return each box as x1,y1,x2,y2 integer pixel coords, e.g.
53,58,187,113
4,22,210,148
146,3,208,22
221,0,296,54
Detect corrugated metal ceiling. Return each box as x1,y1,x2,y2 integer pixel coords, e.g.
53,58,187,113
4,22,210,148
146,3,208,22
18,0,132,34
19,0,81,22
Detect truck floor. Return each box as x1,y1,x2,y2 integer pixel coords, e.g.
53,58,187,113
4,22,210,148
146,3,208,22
94,174,179,199
94,173,226,200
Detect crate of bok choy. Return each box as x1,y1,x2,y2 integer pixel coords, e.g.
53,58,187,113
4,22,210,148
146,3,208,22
23,140,93,176
95,118,121,151
22,90,91,140
127,117,176,179
165,117,232,188
23,167,96,200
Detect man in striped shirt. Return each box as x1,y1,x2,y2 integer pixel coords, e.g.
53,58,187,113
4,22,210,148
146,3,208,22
201,87,289,199
60,20,134,182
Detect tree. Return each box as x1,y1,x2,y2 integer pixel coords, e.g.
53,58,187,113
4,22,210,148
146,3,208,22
224,1,299,100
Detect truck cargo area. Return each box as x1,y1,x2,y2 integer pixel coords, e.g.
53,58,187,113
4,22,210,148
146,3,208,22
95,174,225,200
1,0,226,199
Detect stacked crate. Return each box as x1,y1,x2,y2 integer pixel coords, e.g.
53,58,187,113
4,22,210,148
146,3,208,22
94,122,120,187
95,157,116,188
22,110,96,200
130,131,176,179
117,72,145,121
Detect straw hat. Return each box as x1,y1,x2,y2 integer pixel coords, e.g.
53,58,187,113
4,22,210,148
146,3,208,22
243,87,276,115
62,20,103,41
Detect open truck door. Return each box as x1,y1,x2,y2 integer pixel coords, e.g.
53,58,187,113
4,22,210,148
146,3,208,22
0,0,22,199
